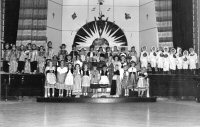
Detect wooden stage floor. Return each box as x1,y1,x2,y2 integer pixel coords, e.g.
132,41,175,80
0,100,199,127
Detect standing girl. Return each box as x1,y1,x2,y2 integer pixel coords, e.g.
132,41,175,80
176,47,183,74
149,47,157,73
9,44,18,73
169,48,177,74
73,64,82,98
45,61,56,97
182,50,189,74
82,64,90,96
30,44,38,74
163,47,170,74
127,61,138,92
99,65,110,96
156,47,164,73
90,65,100,98
64,63,74,97
38,46,46,73
188,48,198,75
137,67,149,97
110,64,121,97
17,45,26,73
56,60,68,97
121,65,129,96
3,43,11,72
140,46,149,69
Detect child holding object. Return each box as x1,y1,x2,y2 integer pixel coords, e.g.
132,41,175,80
136,67,149,97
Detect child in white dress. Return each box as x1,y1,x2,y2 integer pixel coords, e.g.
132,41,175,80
64,63,74,97
182,50,189,74
163,47,170,74
188,48,198,75
56,60,68,97
149,47,157,73
137,67,149,97
45,61,56,97
169,48,177,74
140,46,149,69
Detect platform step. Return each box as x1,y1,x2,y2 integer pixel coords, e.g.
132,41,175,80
37,97,157,103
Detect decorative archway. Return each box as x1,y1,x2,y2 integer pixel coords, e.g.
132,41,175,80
73,20,127,47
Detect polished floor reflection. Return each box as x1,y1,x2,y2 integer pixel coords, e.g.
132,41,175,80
0,100,200,127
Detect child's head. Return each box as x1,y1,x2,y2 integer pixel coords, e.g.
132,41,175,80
115,64,119,70
83,64,88,70
90,45,94,51
20,45,24,51
123,65,128,71
12,44,16,50
130,61,136,67
60,60,65,67
113,55,119,61
113,46,118,51
47,41,52,48
189,48,194,53
32,44,36,50
48,60,53,67
4,43,10,50
102,65,107,71
76,55,80,60
68,63,72,69
106,46,110,52
93,65,97,70
52,55,58,60
61,44,66,50
67,55,71,61
75,64,80,70
39,46,44,51
131,46,135,52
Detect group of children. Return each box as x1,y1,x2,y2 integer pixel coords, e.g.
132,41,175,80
3,41,199,98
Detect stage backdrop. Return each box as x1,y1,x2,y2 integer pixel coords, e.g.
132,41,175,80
47,0,159,53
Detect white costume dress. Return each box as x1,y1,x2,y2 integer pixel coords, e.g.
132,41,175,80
189,52,198,69
156,51,164,69
163,52,170,71
140,51,149,69
169,54,177,70
149,51,157,68
176,54,183,70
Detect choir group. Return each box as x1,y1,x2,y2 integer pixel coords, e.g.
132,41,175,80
2,41,198,98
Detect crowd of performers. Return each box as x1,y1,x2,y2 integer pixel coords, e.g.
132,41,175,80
2,41,198,98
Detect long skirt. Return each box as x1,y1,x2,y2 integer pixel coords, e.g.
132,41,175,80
9,60,18,73
45,73,56,88
56,73,66,89
127,73,137,89
64,73,74,90
82,75,90,87
99,76,110,88
73,74,82,95
110,76,121,95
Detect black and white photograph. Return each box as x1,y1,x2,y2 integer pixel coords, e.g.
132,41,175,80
0,0,200,127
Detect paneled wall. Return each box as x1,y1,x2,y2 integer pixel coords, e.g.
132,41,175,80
47,0,158,53
139,0,158,51
46,0,62,54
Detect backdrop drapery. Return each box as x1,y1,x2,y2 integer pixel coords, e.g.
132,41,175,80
155,0,173,48
172,0,193,50
16,0,47,47
4,0,20,45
